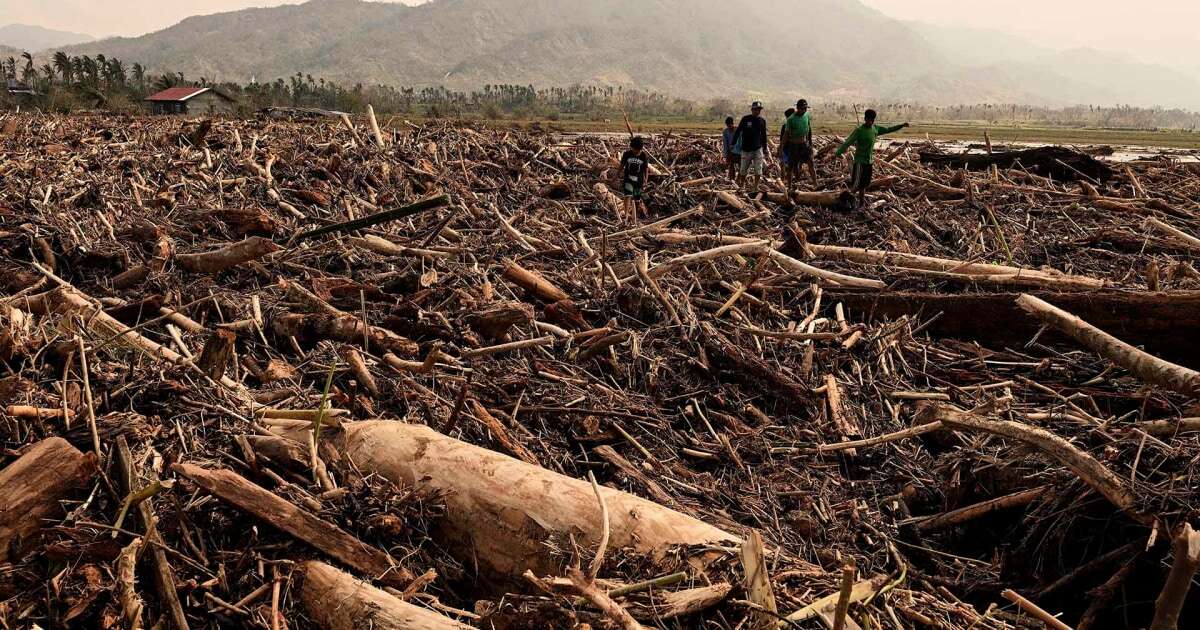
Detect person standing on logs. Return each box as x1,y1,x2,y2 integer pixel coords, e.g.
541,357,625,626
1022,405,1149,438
782,99,818,193
835,109,909,208
732,101,770,196
778,107,795,176
722,116,740,180
620,135,650,225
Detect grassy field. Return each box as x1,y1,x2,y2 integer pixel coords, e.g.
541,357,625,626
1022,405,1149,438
491,118,1200,150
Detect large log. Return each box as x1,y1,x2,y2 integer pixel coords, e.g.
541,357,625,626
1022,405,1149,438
1017,294,1200,398
299,561,471,630
293,421,738,580
0,438,96,561
919,146,1114,182
825,290,1200,369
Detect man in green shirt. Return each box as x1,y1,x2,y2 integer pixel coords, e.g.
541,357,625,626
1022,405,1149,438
782,99,817,193
836,109,909,208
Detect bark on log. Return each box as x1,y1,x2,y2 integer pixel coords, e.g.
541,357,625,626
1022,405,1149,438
299,561,471,630
1150,524,1200,630
173,463,413,586
1016,294,1200,398
176,237,280,274
296,421,738,580
0,437,96,561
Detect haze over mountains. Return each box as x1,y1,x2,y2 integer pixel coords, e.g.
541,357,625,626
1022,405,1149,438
7,0,1199,109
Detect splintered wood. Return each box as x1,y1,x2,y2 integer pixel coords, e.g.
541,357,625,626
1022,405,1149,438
0,111,1198,628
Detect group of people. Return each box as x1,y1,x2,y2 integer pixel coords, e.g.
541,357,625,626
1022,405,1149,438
723,100,909,206
615,100,910,224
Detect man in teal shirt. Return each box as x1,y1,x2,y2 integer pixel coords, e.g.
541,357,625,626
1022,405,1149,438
782,99,818,193
836,109,909,208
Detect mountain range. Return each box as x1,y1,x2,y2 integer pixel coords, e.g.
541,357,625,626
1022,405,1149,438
0,24,92,52
28,0,1200,108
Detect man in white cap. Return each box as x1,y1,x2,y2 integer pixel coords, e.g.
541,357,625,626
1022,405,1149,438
732,101,770,195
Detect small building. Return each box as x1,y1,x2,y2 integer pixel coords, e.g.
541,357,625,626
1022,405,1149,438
145,87,236,115
6,78,36,96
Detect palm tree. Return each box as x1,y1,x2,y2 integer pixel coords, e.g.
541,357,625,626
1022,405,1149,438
106,58,126,86
131,63,145,89
4,57,15,79
20,52,34,84
53,51,72,84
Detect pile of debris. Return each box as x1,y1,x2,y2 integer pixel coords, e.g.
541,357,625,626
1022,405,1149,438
1,110,1199,629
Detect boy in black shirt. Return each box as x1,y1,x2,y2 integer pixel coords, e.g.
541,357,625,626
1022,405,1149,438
620,136,649,225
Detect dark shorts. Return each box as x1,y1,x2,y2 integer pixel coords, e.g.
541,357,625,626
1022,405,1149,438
622,180,643,200
786,142,813,166
850,162,873,191
725,152,739,166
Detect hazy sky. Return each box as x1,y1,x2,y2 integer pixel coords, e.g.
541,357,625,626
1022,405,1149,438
860,0,1199,67
2,0,1196,71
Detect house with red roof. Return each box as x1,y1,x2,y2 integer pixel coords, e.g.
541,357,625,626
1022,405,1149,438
145,86,236,115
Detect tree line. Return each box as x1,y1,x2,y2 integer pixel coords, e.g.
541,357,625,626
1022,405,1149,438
2,51,1199,131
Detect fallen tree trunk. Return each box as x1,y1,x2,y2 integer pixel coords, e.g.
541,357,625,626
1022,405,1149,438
808,244,1105,291
920,146,1114,182
176,236,280,273
288,421,738,580
0,437,96,561
300,561,471,630
1016,294,1200,398
825,290,1200,369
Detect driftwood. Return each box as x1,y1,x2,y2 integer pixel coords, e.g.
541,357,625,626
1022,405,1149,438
282,421,738,579
920,146,1114,182
174,463,413,586
1150,524,1200,630
0,438,96,561
175,236,280,273
299,561,471,630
